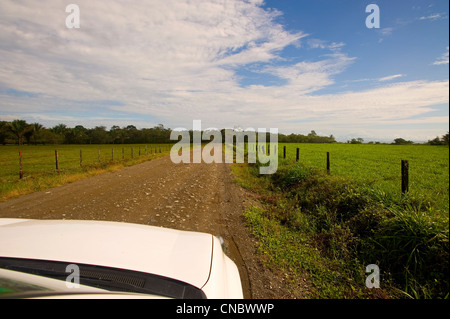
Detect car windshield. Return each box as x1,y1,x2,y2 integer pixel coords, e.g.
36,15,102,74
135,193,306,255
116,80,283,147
0,257,206,299
0,276,52,295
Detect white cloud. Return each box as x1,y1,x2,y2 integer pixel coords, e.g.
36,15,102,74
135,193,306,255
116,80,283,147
261,53,356,94
377,27,394,43
380,27,394,36
433,46,449,65
378,74,405,81
0,0,448,141
307,39,345,51
418,13,443,21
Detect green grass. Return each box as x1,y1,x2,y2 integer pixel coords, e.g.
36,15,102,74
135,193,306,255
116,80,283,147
278,143,449,212
232,143,449,299
0,144,171,201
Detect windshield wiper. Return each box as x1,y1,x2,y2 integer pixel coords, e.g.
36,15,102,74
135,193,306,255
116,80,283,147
0,257,206,299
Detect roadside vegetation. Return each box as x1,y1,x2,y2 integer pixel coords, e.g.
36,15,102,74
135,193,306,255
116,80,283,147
232,143,449,299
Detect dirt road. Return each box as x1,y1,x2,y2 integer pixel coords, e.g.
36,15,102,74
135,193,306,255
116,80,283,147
0,148,306,298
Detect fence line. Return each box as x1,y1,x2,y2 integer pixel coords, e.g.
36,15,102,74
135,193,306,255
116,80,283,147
276,144,409,195
14,143,411,195
16,145,172,180
237,142,411,195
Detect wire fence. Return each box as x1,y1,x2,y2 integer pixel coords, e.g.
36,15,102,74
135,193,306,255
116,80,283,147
2,144,172,182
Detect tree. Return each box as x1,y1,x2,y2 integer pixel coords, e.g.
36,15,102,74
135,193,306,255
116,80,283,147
152,124,170,143
111,126,130,144
442,132,449,145
347,138,364,144
24,128,34,145
393,138,414,145
39,128,63,144
64,125,89,144
9,119,32,145
0,121,14,145
110,125,124,144
51,123,68,135
427,132,449,145
428,136,443,145
329,134,336,143
88,126,112,144
31,123,44,145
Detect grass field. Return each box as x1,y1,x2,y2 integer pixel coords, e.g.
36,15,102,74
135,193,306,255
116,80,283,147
278,143,449,212
232,143,449,298
0,144,171,201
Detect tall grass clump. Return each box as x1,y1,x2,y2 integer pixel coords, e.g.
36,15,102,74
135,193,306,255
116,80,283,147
368,205,449,298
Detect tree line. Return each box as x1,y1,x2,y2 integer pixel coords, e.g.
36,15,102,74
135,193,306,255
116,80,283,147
0,120,172,145
278,130,336,143
346,134,449,145
0,119,448,146
0,120,337,145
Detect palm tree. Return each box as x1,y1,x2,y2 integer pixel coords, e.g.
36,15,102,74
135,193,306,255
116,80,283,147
51,123,68,135
9,119,32,145
31,123,44,145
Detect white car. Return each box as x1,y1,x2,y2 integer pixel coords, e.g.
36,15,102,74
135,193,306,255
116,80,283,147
0,218,243,299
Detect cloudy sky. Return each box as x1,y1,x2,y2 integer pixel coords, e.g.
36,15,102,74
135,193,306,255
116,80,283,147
0,0,448,142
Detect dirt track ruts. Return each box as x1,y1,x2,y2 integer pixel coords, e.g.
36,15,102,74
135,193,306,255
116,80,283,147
0,148,308,299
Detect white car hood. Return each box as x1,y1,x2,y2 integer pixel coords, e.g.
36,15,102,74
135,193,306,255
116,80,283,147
0,219,213,290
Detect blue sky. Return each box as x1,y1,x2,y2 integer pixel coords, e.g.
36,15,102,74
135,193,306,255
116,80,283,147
267,1,448,81
0,0,448,142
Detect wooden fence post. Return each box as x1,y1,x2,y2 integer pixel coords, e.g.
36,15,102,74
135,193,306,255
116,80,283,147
19,151,23,179
296,148,299,162
283,146,286,159
327,152,330,174
98,149,101,163
401,160,409,195
122,148,125,160
55,150,59,171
